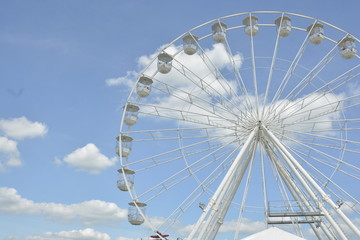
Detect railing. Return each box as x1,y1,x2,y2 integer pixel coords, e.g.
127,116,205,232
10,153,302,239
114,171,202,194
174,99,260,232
267,200,324,224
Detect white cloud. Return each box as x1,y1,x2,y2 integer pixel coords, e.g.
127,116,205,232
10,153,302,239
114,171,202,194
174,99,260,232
105,71,138,87
106,43,242,91
0,116,48,140
5,229,149,240
176,218,266,237
5,228,111,240
204,43,242,71
341,217,360,239
264,92,343,140
62,143,116,174
218,218,266,234
0,117,48,171
340,201,360,215
0,137,21,171
0,187,127,225
53,156,63,166
107,42,343,142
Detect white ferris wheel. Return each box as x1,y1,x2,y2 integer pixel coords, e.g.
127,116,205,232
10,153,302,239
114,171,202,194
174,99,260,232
116,11,360,240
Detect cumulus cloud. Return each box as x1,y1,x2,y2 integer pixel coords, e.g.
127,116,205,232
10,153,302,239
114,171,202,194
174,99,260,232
61,143,116,174
0,137,21,171
164,217,267,238
6,231,147,240
107,41,342,140
106,43,242,90
105,71,138,87
0,117,48,171
0,187,127,225
339,201,360,215
169,218,268,240
108,43,244,132
5,228,111,240
218,218,266,234
0,116,48,140
106,40,345,137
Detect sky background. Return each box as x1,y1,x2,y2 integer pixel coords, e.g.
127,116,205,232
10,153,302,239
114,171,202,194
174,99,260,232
0,0,359,240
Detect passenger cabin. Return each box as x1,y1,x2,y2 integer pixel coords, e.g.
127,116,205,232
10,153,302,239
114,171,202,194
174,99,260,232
339,37,357,59
183,34,199,55
307,23,324,44
117,168,135,191
243,15,259,36
136,76,153,98
128,201,146,225
275,16,291,37
124,104,139,126
212,22,227,43
116,135,133,158
157,52,173,74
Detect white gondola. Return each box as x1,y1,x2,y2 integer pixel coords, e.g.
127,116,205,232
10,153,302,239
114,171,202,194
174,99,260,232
124,104,139,126
243,15,259,36
211,22,227,43
116,135,133,158
117,168,135,191
275,16,291,37
339,37,357,59
307,23,324,44
136,76,153,98
157,52,173,74
128,201,146,225
183,34,199,55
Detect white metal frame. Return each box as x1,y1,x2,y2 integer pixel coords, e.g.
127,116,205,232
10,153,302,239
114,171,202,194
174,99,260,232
118,11,360,240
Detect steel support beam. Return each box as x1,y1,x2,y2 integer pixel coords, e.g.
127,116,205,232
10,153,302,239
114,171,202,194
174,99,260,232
188,127,259,240
263,126,360,239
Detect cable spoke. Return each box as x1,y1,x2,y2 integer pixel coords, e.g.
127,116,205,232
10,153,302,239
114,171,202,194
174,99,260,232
171,58,253,119
129,101,238,128
137,138,238,203
273,132,360,175
287,147,360,205
160,145,241,233
270,20,314,106
261,13,284,119
152,77,240,119
125,132,236,170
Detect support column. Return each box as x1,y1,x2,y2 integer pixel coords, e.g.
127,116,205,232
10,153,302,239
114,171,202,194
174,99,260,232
188,127,259,240
263,142,333,240
263,126,360,239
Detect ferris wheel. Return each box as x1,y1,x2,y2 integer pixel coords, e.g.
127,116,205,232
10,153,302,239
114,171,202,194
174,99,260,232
116,11,360,240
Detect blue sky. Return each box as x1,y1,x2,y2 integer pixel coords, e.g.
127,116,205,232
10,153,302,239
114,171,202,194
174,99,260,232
0,1,359,240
